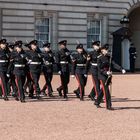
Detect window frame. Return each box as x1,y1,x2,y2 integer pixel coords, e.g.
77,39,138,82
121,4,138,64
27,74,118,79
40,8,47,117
35,16,51,47
87,19,101,49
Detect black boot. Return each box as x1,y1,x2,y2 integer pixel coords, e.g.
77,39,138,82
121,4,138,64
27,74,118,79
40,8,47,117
64,94,68,99
57,88,62,97
74,90,80,98
36,94,41,100
80,96,84,101
4,96,9,101
20,99,25,103
94,101,101,108
15,97,19,101
107,106,114,111
48,92,54,97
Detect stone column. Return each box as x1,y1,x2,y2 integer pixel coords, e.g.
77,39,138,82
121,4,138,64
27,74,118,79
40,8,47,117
51,12,58,51
102,14,108,45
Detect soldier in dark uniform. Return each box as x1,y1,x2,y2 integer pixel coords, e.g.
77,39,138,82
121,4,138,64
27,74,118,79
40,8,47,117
0,39,9,101
71,44,88,101
55,40,71,99
94,44,126,110
87,41,101,101
23,45,34,97
129,43,137,73
7,43,18,97
7,41,27,102
25,40,43,99
41,42,54,97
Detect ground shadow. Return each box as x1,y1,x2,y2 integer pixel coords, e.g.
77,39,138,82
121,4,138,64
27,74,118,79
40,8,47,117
112,97,140,103
114,106,140,110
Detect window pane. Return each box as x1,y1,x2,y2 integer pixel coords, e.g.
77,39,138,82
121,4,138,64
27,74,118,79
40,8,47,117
87,19,101,48
35,17,50,47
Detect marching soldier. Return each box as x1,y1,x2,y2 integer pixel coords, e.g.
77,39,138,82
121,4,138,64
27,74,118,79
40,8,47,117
71,44,88,101
55,40,71,99
94,44,126,110
87,41,101,101
7,43,18,97
7,41,27,102
25,40,43,99
0,39,9,101
129,43,137,73
41,42,54,97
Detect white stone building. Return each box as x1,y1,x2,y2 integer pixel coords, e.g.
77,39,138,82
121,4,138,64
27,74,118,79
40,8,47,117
0,0,140,69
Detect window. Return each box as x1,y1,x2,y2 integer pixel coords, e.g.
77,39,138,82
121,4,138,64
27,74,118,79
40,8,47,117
35,17,50,47
87,19,101,48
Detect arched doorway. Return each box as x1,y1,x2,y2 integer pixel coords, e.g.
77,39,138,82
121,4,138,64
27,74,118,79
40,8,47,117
129,7,140,69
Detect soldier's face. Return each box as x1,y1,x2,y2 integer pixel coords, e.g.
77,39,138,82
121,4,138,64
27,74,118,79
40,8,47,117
31,44,37,50
44,47,50,52
93,45,100,50
16,47,22,52
101,49,108,55
77,48,83,53
0,43,6,49
59,44,65,49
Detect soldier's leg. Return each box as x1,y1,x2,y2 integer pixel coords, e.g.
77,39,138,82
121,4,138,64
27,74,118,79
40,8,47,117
11,74,18,96
15,75,25,102
93,74,100,97
83,75,87,96
0,73,8,100
57,74,63,96
74,87,80,98
47,72,53,96
132,59,135,72
60,72,68,98
41,71,48,94
100,80,112,109
75,74,85,100
27,73,34,97
30,72,41,99
130,58,133,72
49,72,53,92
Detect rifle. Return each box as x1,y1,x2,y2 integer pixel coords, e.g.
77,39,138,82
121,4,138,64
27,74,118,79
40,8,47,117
105,46,113,95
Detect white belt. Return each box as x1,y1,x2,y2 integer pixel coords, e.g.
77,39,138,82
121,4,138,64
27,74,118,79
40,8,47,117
15,64,25,67
0,60,8,63
91,63,97,66
30,62,41,65
60,61,68,64
77,64,86,66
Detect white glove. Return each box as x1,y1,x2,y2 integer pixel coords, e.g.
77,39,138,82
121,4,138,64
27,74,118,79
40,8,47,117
6,74,10,78
71,75,75,78
84,74,88,77
122,69,126,74
28,60,32,64
107,71,112,76
58,71,62,75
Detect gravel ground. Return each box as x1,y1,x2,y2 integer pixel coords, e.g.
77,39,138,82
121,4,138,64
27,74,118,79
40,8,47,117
0,74,140,140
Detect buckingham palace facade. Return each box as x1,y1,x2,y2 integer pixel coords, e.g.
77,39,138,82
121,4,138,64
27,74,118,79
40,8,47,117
0,0,140,69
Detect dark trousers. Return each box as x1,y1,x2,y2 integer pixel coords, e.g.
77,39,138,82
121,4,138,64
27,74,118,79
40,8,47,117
59,72,70,96
0,72,8,97
24,72,33,94
8,74,18,95
90,74,100,98
30,72,41,95
75,74,87,98
15,75,26,100
42,72,53,94
96,80,112,109
130,58,135,72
